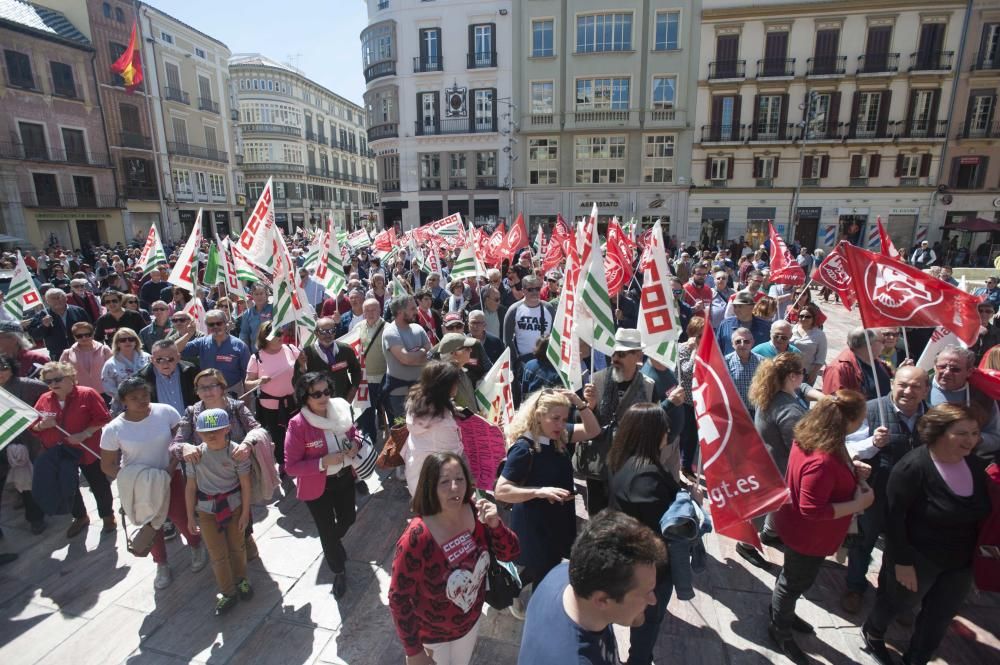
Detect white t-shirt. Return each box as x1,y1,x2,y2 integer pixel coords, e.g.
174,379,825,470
512,303,550,357
100,403,182,470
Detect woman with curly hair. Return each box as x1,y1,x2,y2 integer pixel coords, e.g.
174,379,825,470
790,303,827,384
403,361,465,495
753,295,778,322
769,390,873,664
494,386,598,611
607,403,680,665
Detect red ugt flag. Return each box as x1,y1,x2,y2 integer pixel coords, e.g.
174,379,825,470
693,324,790,547
486,223,506,266
876,217,901,259
604,219,633,297
501,213,529,263
811,242,856,310
767,222,805,285
840,242,982,346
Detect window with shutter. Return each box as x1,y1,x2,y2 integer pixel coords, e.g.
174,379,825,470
4,50,34,89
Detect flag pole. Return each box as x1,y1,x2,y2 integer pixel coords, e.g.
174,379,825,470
862,330,888,427
901,327,911,360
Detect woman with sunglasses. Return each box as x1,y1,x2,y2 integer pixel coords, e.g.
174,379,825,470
32,361,115,538
93,290,146,345
245,321,301,475
284,372,361,598
101,328,150,413
60,322,113,396
790,303,827,385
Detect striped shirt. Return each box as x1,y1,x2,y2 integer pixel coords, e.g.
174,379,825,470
725,351,762,415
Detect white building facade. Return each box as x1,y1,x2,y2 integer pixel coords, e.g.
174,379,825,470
690,0,964,255
361,0,513,231
230,55,377,234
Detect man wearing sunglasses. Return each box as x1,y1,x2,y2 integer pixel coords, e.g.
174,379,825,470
93,289,146,345
27,288,90,360
502,275,554,400
294,317,362,402
927,345,1000,457
180,309,251,394
139,301,172,353
137,339,198,416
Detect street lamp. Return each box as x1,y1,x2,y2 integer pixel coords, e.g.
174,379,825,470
789,91,826,242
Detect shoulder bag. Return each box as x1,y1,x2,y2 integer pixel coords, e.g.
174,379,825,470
480,511,522,610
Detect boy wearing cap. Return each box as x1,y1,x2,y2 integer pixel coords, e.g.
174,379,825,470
184,408,253,616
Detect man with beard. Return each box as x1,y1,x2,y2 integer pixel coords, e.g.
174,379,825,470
574,329,655,516
502,275,555,383
381,295,430,422
682,264,713,319
929,345,1000,458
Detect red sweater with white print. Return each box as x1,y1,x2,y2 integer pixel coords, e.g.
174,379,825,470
389,512,519,656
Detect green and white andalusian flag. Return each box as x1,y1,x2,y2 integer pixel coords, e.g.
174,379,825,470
315,220,347,299
0,386,40,453
3,252,44,319
576,206,617,356
637,221,681,369
137,225,167,276
546,237,583,391
474,348,515,429
271,233,317,347
202,242,223,285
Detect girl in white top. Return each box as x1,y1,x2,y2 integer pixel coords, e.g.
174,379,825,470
403,361,465,496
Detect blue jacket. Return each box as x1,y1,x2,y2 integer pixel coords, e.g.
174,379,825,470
659,490,713,600
32,444,82,515
716,315,771,355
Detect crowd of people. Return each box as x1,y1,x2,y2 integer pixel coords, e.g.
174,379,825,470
0,231,998,665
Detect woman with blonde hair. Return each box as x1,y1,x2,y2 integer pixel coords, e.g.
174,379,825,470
769,390,873,664
753,295,778,321
60,321,112,395
495,386,598,612
101,327,150,412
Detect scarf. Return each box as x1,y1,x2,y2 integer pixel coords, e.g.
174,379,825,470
299,397,354,435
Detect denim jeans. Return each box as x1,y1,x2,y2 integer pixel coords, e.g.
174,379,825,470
627,572,674,665
846,499,886,593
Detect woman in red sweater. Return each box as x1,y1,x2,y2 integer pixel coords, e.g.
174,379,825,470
768,390,874,665
389,452,519,665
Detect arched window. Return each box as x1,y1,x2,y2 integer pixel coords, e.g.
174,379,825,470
115,7,124,22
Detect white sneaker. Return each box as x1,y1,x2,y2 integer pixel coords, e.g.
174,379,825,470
509,596,525,620
154,563,172,590
190,544,208,573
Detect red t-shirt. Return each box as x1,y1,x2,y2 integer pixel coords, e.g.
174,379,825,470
389,514,519,656
683,282,713,307
774,443,858,557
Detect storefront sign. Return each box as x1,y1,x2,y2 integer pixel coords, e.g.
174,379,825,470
992,197,1000,208
960,156,981,165
837,207,870,215
35,212,114,220
890,208,920,215
579,200,620,209
291,213,305,223
747,207,776,220
178,210,197,224
275,213,288,223
796,207,822,218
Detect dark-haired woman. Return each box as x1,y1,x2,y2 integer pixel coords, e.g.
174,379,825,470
607,403,681,665
389,452,519,665
861,404,992,665
768,390,874,664
284,372,360,597
403,361,465,495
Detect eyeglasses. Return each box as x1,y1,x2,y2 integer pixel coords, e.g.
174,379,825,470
118,338,137,344
733,340,753,346
307,388,333,399
317,328,337,335
74,332,93,339
153,357,178,364
196,383,224,391
772,334,790,341
102,299,120,305
798,314,813,320
934,364,965,373
43,376,65,385
525,287,541,293
206,321,225,328
882,332,900,338
171,317,190,324
152,307,168,312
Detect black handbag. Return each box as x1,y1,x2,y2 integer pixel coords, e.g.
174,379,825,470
481,516,522,610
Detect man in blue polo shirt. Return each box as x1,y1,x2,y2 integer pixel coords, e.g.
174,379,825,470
179,308,251,393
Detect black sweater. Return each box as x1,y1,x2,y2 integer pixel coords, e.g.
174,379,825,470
886,446,991,569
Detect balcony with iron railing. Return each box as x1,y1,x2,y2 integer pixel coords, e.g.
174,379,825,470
166,141,228,162
242,123,301,137
364,59,396,82
414,117,497,136
476,176,499,189
163,86,190,104
21,190,119,208
124,185,159,199
413,56,443,73
242,162,305,174
468,51,497,69
198,97,219,113
120,131,152,150
955,121,1000,139
857,53,900,74
897,119,948,139
756,58,795,78
699,124,744,143
973,55,1000,71
807,55,846,76
708,59,746,80
307,166,332,178
910,51,954,72
382,179,400,192
305,129,316,142
0,141,111,166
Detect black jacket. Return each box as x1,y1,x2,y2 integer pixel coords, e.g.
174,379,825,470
138,361,199,409
294,341,362,400
28,305,91,359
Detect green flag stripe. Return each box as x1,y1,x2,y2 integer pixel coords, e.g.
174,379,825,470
6,281,33,297
0,412,31,446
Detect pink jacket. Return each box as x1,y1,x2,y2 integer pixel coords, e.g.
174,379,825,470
284,412,354,501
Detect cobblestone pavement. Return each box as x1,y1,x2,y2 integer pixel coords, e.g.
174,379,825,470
1,296,998,664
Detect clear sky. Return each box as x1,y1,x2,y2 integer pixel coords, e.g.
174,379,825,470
147,0,368,105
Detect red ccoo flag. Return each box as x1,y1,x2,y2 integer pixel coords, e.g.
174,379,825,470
810,242,856,310
767,222,805,285
840,242,982,346
111,22,144,93
693,323,790,548
485,223,506,266
876,217,901,259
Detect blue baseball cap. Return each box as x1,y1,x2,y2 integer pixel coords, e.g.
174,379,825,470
195,408,230,432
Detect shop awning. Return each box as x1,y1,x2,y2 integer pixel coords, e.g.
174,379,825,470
942,217,1000,233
